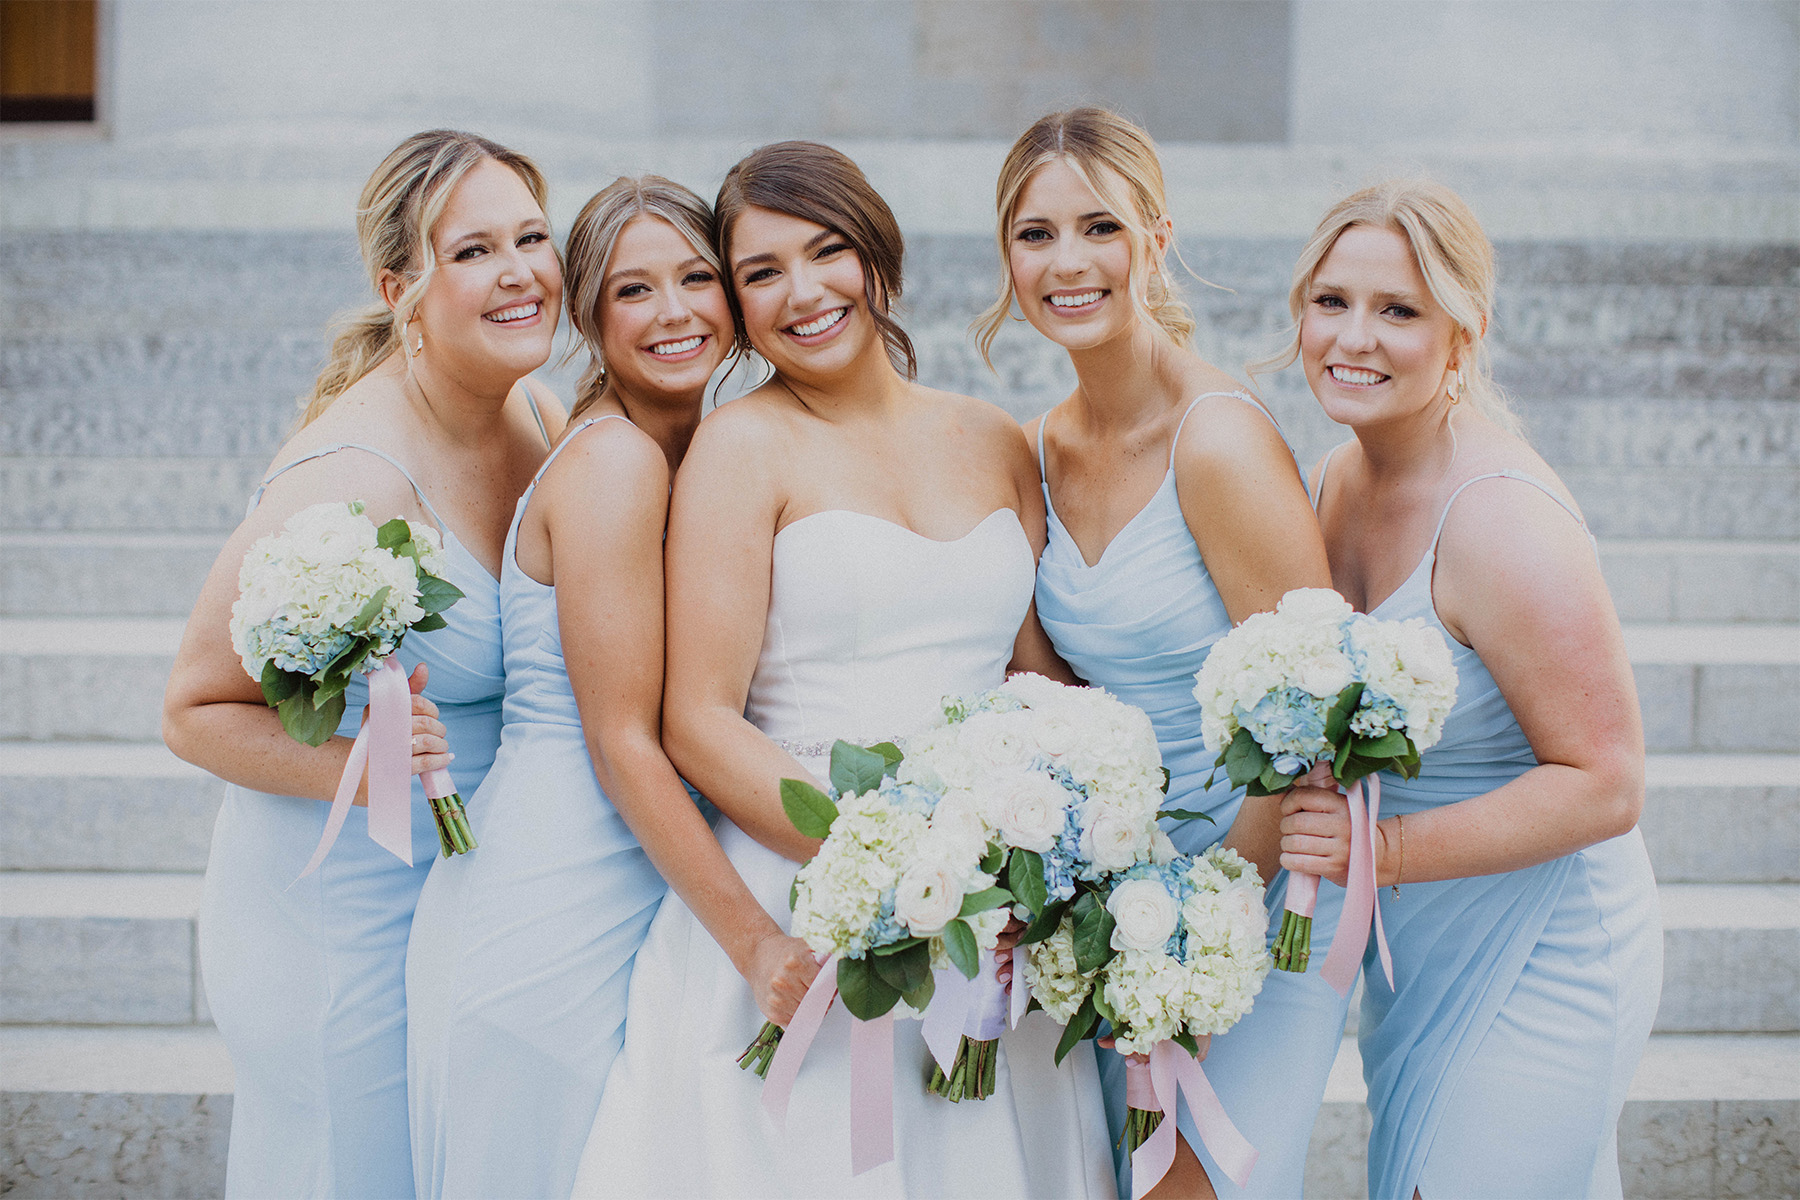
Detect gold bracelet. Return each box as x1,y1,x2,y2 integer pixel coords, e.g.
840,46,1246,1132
1391,813,1404,899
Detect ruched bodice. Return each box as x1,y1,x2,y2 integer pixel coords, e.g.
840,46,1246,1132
746,508,1037,746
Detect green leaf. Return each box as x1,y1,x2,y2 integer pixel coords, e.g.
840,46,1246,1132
829,741,889,797
313,671,350,705
1224,727,1271,788
941,918,980,980
958,886,1012,918
411,612,448,633
788,875,799,912
1008,849,1048,916
901,971,936,1013
1159,808,1215,823
867,741,904,772
415,573,464,616
779,778,838,839
1334,737,1355,780
259,661,303,707
1073,902,1116,974
1171,1030,1199,1056
979,842,1006,875
1053,994,1099,1065
1258,763,1296,794
836,956,901,1020
349,586,391,635
1355,730,1407,758
1090,979,1117,1024
278,689,343,747
376,517,411,550
1071,890,1099,921
871,940,933,996
872,936,923,955
1324,682,1365,746
1018,898,1071,945
1159,765,1172,795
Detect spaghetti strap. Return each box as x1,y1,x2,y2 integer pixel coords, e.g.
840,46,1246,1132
526,415,631,494
523,380,552,450
1311,441,1351,512
246,443,449,535
1169,390,1284,470
1431,469,1595,554
1034,413,1049,482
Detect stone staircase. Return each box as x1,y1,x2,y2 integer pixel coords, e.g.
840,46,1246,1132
3,226,1796,1197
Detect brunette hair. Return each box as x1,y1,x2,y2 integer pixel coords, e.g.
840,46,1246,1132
713,141,916,379
1252,178,1520,434
562,175,727,424
976,107,1197,363
299,129,550,425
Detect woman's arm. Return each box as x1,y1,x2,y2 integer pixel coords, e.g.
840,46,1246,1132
1005,412,1079,684
538,420,818,1025
1174,396,1335,881
160,451,451,802
660,406,824,864
1281,480,1643,885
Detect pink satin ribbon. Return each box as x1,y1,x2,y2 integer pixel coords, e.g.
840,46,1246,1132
294,656,414,881
1126,1041,1257,1197
922,949,1007,1072
1318,774,1394,995
761,952,897,1176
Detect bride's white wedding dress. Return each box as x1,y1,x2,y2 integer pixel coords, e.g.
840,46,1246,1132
572,508,1117,1198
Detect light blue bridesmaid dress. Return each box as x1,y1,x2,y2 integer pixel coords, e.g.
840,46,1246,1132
198,444,508,1199
405,415,677,1199
1034,393,1357,1198
1330,461,1662,1200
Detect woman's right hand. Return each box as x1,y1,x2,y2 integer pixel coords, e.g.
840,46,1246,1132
406,662,452,778
747,931,822,1028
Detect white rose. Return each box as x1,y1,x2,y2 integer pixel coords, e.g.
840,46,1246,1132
1108,879,1181,952
1275,587,1354,627
988,772,1067,852
1081,804,1150,872
893,860,964,936
1294,650,1354,699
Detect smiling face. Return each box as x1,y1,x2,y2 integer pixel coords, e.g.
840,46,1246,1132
1006,158,1149,352
1300,223,1466,430
405,156,563,387
595,214,732,403
727,205,879,381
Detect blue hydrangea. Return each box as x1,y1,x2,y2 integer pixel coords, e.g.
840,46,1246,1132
880,781,941,817
863,887,907,951
1244,686,1329,758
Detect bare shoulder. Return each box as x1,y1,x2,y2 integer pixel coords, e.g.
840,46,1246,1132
1171,387,1292,476
545,414,668,495
919,385,1031,458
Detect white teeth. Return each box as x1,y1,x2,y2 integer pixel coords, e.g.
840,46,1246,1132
1050,291,1104,308
1330,365,1386,385
650,336,704,356
485,301,539,323
789,309,846,337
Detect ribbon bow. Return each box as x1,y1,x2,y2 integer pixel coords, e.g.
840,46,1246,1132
1126,1041,1257,1198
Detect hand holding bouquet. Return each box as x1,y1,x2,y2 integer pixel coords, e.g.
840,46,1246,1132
1192,588,1456,987
230,500,475,870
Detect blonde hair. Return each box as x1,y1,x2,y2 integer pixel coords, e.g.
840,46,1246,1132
975,107,1196,364
1254,178,1520,435
300,129,550,425
562,176,727,424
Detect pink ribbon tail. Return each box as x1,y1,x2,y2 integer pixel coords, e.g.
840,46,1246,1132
1285,866,1320,920
1319,775,1393,995
761,953,840,1128
849,1010,896,1175
293,657,414,881
1128,1042,1257,1198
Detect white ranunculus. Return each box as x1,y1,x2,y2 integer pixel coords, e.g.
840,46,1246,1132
893,860,965,937
1294,651,1354,699
1275,587,1355,628
1107,878,1180,952
1081,804,1150,872
987,771,1067,852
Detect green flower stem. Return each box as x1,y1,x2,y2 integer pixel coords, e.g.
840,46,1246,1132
1124,1105,1165,1152
738,1021,783,1078
928,1035,1002,1102
1272,910,1311,973
429,793,478,858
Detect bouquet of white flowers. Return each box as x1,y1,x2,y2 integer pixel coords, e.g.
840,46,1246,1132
1192,588,1457,983
1024,847,1269,1196
231,500,475,865
896,674,1192,1100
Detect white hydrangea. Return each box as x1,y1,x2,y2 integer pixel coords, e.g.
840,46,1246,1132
1022,914,1098,1023
789,789,929,957
1192,589,1357,760
1343,614,1459,752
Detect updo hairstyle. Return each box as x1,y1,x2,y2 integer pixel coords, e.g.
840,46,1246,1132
976,107,1197,363
713,141,916,380
562,175,727,423
1256,178,1520,434
300,129,550,425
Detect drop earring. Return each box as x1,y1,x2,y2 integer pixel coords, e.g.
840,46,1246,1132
1446,369,1462,404
414,332,424,354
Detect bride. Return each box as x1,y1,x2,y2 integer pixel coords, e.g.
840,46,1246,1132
572,141,1117,1198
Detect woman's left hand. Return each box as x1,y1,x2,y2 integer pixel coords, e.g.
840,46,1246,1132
1279,764,1353,887
993,914,1026,985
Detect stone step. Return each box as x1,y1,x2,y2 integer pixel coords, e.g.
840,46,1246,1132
1,1025,1789,1198
1602,541,1800,624
7,616,1793,748
1,871,1790,1032
4,739,1792,883
1303,1033,1800,1199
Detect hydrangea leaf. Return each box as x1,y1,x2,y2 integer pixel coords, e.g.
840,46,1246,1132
980,841,1006,875
1159,808,1215,823
1053,994,1098,1065
375,517,412,550
958,886,1013,918
1354,730,1407,758
352,586,392,634
829,741,889,797
1223,727,1269,788
1008,849,1048,915
1018,898,1071,946
415,573,464,615
259,661,302,707
867,741,904,773
836,955,901,1020
412,612,448,633
901,971,935,1014
871,940,933,996
1073,903,1116,974
278,688,343,747
1090,980,1117,1024
1324,682,1364,745
779,778,838,839
941,918,980,980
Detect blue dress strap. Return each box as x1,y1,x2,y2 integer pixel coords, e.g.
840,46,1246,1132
1431,469,1596,555
1169,389,1286,470
518,414,632,511
522,379,553,449
245,442,450,535
1034,412,1049,481
1310,440,1352,511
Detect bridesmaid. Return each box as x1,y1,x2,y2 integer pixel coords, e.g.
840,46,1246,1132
980,108,1342,1199
1275,179,1662,1197
405,175,814,1199
161,130,563,1197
